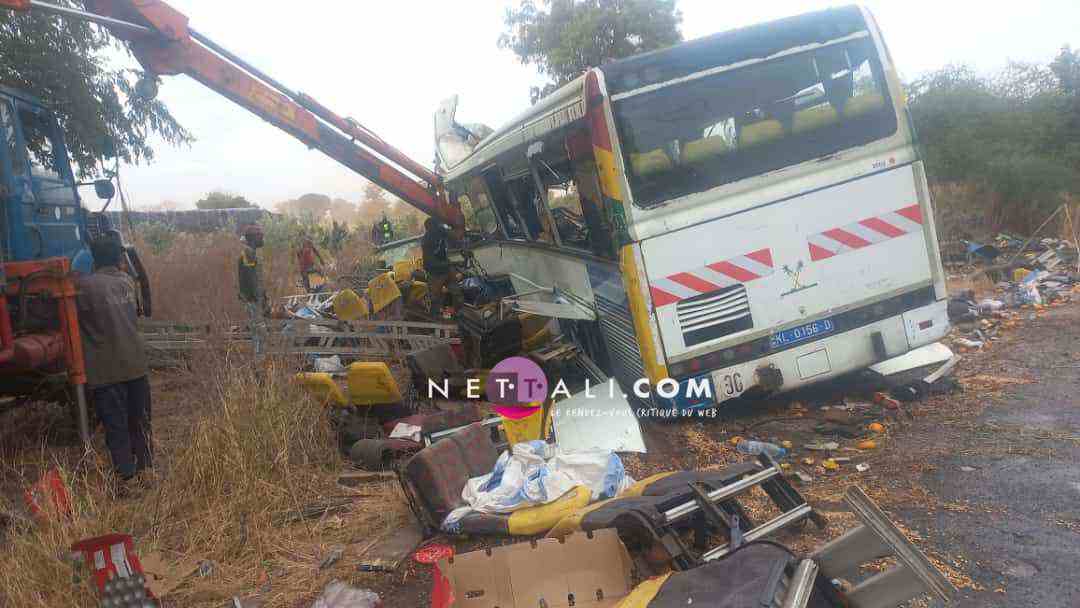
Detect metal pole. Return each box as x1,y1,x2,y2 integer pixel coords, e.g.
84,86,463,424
74,383,91,445
26,0,153,35
189,29,300,100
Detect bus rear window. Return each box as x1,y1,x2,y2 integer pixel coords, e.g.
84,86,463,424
612,36,896,207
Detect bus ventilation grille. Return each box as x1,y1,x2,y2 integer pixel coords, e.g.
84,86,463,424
676,284,754,347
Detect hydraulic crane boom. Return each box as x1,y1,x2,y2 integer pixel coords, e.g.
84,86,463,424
1,0,463,227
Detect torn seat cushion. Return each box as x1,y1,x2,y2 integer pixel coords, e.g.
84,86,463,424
402,423,593,536
404,422,499,526
623,542,833,608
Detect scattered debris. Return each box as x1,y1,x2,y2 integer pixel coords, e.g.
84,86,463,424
138,553,201,599
412,543,454,565
336,470,396,487
434,529,631,608
805,441,839,451
734,439,788,459
196,559,215,578
856,440,878,450
959,466,977,472
319,546,345,571
856,463,870,473
311,581,380,608
24,468,72,521
357,521,424,573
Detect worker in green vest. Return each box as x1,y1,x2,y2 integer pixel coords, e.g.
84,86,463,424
372,214,394,245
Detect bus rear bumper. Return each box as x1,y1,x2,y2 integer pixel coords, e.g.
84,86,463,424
657,300,950,411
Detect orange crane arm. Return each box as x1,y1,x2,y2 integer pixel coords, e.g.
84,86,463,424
2,0,462,227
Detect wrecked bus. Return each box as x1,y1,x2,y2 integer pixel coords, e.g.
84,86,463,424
435,5,949,412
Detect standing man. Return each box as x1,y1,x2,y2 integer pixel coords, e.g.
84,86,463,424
372,214,394,246
295,235,326,292
77,234,152,483
238,224,268,356
421,218,464,318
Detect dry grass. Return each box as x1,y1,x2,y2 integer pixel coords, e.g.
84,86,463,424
0,351,409,607
129,231,291,323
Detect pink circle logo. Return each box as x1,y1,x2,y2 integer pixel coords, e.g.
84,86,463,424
486,357,548,419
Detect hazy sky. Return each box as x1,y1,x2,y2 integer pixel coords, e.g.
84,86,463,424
108,0,1077,210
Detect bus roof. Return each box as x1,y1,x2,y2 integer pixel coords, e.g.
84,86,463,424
442,75,585,184
601,5,867,97
441,5,870,186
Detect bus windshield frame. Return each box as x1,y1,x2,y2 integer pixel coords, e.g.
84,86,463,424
611,33,897,208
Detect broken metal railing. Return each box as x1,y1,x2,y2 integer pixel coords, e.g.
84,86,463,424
140,318,459,360
280,291,341,312
263,319,459,357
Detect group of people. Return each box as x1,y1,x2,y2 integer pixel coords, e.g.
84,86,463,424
73,214,465,487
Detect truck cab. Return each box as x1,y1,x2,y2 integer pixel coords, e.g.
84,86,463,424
0,85,95,273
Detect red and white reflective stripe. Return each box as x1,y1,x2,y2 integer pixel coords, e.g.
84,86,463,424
650,249,773,308
808,204,923,262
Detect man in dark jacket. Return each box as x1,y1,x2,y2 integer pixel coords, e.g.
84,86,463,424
78,235,152,482
422,218,464,318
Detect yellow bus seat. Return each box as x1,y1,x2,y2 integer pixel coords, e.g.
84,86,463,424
294,372,348,407
332,288,369,321
347,362,403,405
406,281,428,307
366,271,402,314
506,486,592,536
843,92,885,118
792,104,839,134
629,148,673,177
739,119,784,147
681,135,732,165
393,260,415,279
500,405,547,445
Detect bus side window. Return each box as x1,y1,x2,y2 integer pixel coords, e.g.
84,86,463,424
506,176,544,242
546,185,591,250
466,177,503,239
569,157,614,258
566,130,615,258
482,170,527,240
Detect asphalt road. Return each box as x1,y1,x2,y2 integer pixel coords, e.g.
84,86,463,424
902,303,1080,607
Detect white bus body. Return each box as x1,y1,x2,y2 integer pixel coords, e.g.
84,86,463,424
438,5,948,412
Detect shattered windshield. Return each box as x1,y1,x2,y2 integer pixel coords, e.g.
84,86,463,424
612,36,896,207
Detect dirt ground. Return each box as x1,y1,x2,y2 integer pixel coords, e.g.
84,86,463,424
3,300,1077,607
370,299,1079,607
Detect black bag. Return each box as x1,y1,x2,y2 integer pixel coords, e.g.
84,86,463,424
646,542,835,608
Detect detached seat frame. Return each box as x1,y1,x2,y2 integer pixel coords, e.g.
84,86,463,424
607,454,826,571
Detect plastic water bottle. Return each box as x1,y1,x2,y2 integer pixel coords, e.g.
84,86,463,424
736,439,788,460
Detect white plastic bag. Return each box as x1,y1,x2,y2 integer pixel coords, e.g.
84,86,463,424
312,581,380,608
442,441,633,532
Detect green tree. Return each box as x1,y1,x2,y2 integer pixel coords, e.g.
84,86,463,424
499,0,682,102
196,190,253,210
908,60,1080,230
275,193,331,221
0,1,192,176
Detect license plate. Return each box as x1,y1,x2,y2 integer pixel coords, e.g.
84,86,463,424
714,369,749,402
771,319,835,349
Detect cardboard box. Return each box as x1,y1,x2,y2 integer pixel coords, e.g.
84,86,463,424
437,529,632,608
